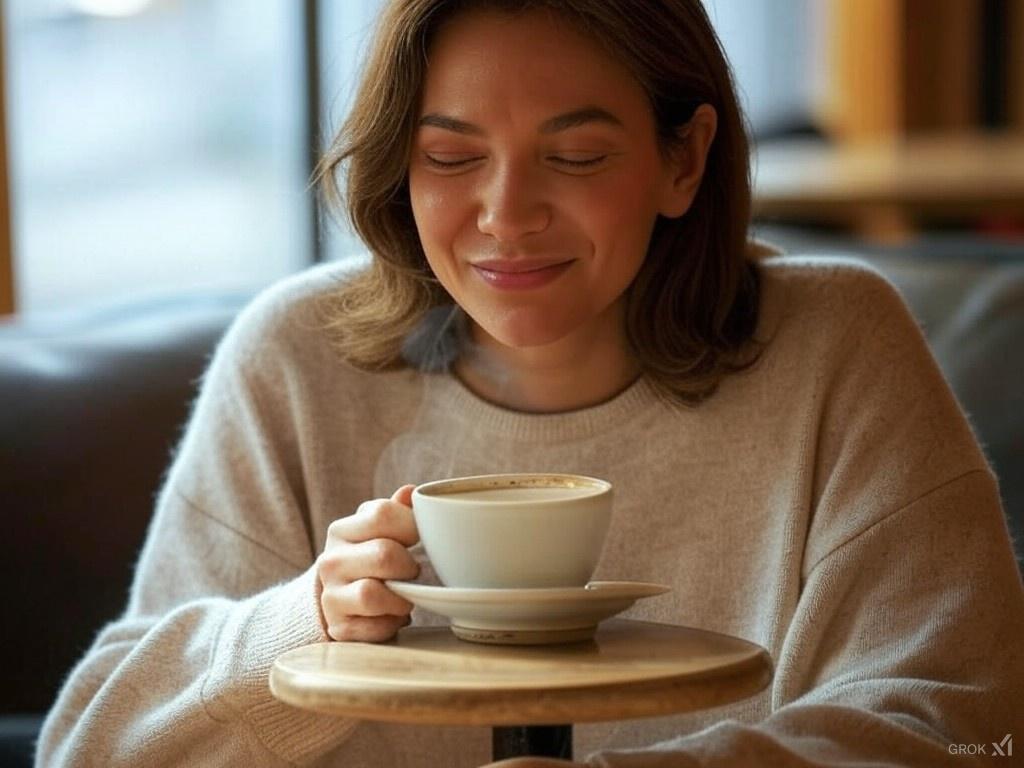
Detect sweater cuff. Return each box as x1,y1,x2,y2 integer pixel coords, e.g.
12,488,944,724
204,565,357,765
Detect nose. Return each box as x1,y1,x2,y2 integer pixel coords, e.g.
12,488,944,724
476,158,551,243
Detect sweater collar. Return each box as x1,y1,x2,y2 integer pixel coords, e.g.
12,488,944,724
425,371,667,443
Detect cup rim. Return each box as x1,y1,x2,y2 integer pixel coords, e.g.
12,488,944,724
413,473,611,502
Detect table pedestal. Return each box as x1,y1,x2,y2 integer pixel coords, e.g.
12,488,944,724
494,724,572,760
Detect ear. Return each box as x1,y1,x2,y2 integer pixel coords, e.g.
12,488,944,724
657,103,718,219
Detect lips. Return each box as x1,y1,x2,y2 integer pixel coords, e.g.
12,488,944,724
471,258,572,273
470,258,575,290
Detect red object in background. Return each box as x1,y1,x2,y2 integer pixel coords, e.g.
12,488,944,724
977,216,1024,241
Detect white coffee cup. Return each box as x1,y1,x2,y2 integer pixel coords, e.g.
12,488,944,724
411,473,613,589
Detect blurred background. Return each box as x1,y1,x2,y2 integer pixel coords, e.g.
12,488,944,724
1,4,1022,763
1,0,374,314
2,0,1019,316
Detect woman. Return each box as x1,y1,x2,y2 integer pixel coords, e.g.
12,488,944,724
38,1,1023,766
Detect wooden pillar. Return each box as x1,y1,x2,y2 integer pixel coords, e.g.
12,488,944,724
902,0,980,133
820,0,983,140
820,0,903,140
0,2,14,316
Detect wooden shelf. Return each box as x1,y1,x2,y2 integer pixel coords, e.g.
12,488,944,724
753,133,1024,240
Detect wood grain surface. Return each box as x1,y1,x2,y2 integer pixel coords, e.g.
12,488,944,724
270,619,772,726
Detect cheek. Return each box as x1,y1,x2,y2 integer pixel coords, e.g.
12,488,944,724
409,175,470,294
571,176,660,308
579,173,660,258
584,157,663,222
408,175,450,243
409,177,481,286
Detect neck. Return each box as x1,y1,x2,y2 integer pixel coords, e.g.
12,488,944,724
454,302,641,414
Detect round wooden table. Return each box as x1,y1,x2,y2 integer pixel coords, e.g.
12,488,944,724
270,618,772,761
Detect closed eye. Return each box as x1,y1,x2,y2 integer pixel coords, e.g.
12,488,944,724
423,154,483,169
548,155,608,168
420,153,610,171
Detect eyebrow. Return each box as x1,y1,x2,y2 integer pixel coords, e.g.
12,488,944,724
417,106,625,136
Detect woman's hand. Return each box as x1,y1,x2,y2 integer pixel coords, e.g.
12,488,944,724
316,485,420,642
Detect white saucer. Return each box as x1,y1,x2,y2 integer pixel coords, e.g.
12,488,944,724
386,580,671,645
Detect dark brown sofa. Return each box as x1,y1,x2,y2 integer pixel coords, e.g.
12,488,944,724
0,290,251,767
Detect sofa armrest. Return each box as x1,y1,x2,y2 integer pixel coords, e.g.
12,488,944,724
0,291,249,716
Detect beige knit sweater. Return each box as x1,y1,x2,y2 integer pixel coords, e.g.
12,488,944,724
37,255,1024,767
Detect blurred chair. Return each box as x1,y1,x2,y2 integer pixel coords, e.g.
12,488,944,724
759,226,1024,563
0,290,251,767
897,258,1024,549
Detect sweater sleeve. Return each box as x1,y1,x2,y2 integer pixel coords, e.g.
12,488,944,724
36,281,358,767
590,470,1024,767
588,265,1024,767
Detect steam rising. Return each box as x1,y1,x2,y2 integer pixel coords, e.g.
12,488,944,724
399,302,512,406
400,304,466,373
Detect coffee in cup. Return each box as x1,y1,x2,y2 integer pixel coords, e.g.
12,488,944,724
411,473,613,589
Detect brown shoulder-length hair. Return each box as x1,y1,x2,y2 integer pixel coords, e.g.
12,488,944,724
317,0,761,405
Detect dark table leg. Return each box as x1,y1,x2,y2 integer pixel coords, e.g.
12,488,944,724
492,725,573,761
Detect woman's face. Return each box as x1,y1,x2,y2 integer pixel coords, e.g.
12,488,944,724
408,8,692,351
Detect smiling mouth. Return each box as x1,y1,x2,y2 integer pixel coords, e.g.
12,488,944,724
470,259,575,273
470,259,575,290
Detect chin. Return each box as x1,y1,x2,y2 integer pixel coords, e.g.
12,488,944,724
494,328,567,349
476,308,576,350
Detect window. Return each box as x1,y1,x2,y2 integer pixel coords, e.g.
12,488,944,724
4,0,311,314
318,0,385,263
704,0,820,138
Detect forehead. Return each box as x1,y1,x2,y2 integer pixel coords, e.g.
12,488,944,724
420,8,651,121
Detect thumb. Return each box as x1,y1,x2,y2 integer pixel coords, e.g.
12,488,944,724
391,484,416,507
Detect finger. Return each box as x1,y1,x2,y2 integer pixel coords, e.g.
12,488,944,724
327,496,419,547
320,537,421,582
322,578,415,618
325,613,411,643
391,484,415,506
